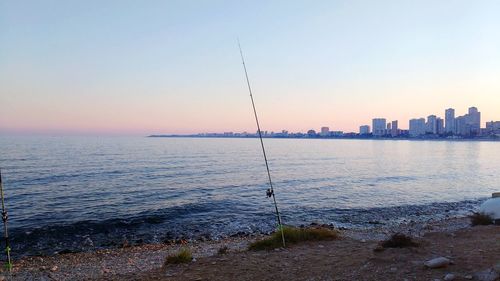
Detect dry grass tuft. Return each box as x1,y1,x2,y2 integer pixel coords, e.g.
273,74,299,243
164,248,192,265
470,212,494,226
249,226,339,251
217,246,229,255
380,233,418,249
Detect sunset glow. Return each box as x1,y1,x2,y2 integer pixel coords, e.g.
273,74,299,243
1,1,500,135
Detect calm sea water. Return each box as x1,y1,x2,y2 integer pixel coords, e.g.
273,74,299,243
0,136,498,257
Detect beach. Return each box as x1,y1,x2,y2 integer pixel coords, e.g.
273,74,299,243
6,216,499,281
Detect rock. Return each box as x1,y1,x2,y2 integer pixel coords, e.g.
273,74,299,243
443,273,456,281
390,267,397,272
480,195,500,220
494,263,500,272
0,275,5,281
473,268,499,281
361,239,367,243
464,275,473,279
424,257,451,269
83,237,94,248
50,265,58,272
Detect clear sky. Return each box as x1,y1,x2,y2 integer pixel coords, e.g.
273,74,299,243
1,0,500,136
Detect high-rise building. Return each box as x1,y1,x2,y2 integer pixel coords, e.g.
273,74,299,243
372,118,387,136
409,118,426,137
467,107,481,135
391,120,398,137
320,127,330,137
445,108,455,134
455,115,469,136
436,117,444,135
426,115,437,134
359,125,371,135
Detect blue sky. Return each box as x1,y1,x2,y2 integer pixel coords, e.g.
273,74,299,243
1,0,499,135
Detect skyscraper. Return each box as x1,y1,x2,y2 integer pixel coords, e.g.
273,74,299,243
445,108,455,134
372,118,387,137
409,118,426,137
467,107,481,135
436,117,444,135
391,120,398,137
455,115,468,136
426,115,437,134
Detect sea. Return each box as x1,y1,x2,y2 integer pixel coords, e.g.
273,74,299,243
0,136,498,257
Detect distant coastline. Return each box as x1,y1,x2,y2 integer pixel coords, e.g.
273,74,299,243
148,134,500,142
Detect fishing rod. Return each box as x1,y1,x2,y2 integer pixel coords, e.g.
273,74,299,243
238,40,286,247
0,169,12,271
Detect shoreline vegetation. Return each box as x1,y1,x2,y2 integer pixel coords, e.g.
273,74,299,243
5,216,500,280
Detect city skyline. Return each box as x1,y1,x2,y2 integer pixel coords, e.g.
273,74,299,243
154,105,498,138
2,1,500,136
149,106,500,139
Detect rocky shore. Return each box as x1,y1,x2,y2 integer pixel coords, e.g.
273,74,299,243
3,217,499,281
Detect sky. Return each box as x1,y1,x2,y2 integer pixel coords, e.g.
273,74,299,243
1,0,500,136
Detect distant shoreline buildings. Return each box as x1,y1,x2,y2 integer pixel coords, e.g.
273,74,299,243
150,106,500,140
358,106,497,139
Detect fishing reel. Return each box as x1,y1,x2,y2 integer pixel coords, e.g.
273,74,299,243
266,188,274,198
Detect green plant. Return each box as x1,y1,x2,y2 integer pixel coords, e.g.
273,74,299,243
249,226,339,251
164,248,192,265
380,233,418,249
470,212,494,226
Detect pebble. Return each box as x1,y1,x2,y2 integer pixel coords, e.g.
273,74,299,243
494,263,500,272
50,265,58,272
424,257,451,269
390,267,397,272
83,237,94,248
444,273,455,281
473,268,499,281
0,275,5,281
464,275,473,279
